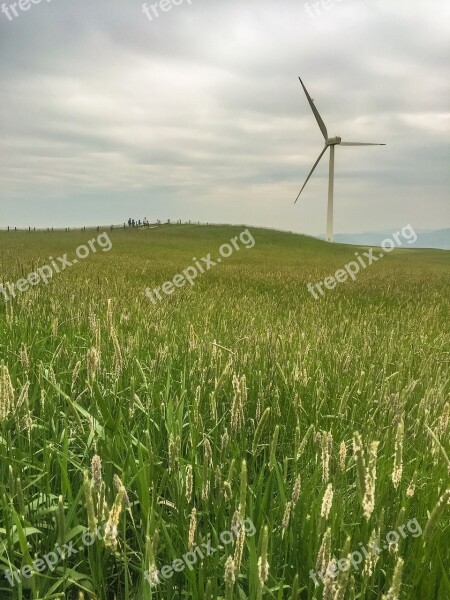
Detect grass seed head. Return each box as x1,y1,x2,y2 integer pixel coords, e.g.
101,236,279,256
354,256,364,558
320,483,334,521
72,360,82,386
321,431,332,482
282,501,292,539
382,557,404,600
91,455,103,492
292,474,301,505
168,433,180,473
87,347,100,383
296,423,313,461
233,527,246,571
188,324,197,351
188,507,197,550
257,526,270,586
225,555,236,599
113,474,130,508
316,527,331,574
406,481,416,498
19,345,29,370
0,363,14,421
221,428,229,451
323,558,338,600
231,373,244,433
423,489,450,542
147,563,160,587
185,465,193,502
339,441,347,471
392,421,404,490
16,381,30,413
231,506,241,535
333,537,352,600
103,484,126,549
83,471,98,533
363,441,379,520
106,298,114,327
203,437,213,467
363,528,381,577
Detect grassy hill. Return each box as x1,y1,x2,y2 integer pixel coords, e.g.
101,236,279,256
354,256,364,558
0,225,449,600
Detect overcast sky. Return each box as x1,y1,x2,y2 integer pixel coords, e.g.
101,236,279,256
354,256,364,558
1,0,449,234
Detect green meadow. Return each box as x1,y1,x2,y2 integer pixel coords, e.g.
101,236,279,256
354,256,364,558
0,225,449,599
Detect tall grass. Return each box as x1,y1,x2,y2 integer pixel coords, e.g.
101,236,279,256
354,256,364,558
0,225,449,599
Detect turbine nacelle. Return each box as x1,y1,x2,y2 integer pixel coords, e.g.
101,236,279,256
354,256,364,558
326,136,341,146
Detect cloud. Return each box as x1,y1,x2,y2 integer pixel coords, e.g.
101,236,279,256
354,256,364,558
0,0,449,233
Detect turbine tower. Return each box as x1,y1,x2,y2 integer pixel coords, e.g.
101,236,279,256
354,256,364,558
295,77,385,242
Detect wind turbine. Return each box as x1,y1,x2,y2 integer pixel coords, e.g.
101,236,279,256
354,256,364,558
295,77,385,242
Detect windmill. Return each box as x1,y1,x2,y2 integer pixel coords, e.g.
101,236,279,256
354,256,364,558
295,77,385,242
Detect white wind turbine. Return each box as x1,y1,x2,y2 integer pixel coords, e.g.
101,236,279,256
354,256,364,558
295,77,385,242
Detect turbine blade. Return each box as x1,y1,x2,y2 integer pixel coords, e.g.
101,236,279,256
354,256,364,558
340,142,386,146
298,77,328,140
294,146,328,204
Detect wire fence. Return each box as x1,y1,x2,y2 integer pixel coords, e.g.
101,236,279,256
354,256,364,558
0,220,213,233
0,221,302,237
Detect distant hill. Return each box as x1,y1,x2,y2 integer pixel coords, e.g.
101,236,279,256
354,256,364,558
318,229,450,250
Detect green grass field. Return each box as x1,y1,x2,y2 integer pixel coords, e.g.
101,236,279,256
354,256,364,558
0,224,449,600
